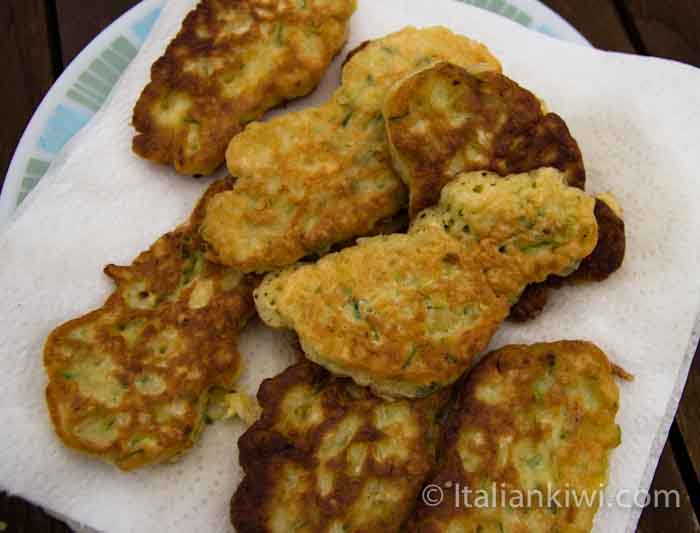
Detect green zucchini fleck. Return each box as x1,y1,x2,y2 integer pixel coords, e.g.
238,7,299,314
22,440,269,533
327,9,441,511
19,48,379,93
275,23,284,45
341,110,353,127
402,345,419,370
522,242,552,255
350,298,362,320
525,454,543,468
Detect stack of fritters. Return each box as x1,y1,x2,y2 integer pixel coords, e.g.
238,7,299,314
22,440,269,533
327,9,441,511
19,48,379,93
232,44,627,529
133,0,357,175
47,0,362,469
44,179,256,470
382,61,626,319
200,26,502,271
47,11,629,531
255,169,598,398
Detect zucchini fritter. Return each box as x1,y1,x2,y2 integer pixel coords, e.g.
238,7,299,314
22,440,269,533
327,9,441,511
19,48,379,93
133,0,356,176
44,178,256,470
383,62,585,217
410,341,622,533
410,169,598,301
201,27,501,271
255,169,598,397
231,361,449,533
256,228,509,398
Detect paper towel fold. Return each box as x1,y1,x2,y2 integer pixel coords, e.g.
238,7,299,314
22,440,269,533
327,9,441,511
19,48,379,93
1,0,700,532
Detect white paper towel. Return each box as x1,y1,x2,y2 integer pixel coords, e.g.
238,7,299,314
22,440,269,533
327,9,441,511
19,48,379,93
1,1,700,532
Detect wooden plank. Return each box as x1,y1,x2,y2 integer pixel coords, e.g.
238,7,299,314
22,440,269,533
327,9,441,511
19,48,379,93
55,0,142,66
620,0,700,66
0,492,71,533
619,0,700,495
637,441,700,532
534,3,700,525
677,345,700,481
0,0,56,190
539,0,637,52
0,3,66,529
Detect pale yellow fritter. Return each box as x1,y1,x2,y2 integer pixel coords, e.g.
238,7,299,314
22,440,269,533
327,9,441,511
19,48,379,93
255,170,598,397
411,169,599,301
201,26,501,271
409,341,622,533
383,61,586,217
133,0,356,176
44,179,257,470
231,361,449,533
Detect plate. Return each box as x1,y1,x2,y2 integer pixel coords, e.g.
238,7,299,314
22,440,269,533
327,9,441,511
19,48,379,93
0,0,589,225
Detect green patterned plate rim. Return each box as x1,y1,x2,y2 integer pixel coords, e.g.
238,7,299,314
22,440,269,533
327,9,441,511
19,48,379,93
0,0,590,225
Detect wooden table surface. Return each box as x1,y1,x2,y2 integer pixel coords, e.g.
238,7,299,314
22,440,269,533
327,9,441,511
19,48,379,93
1,1,698,531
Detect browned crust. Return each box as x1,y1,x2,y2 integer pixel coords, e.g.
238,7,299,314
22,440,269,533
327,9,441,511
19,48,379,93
231,361,447,532
385,62,623,323
508,282,551,322
341,39,371,69
132,2,244,175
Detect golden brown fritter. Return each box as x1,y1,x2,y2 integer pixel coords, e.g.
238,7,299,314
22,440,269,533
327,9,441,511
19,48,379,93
255,170,598,398
231,361,449,533
44,178,257,470
201,27,502,272
383,62,585,218
256,228,510,398
409,341,622,533
132,0,356,176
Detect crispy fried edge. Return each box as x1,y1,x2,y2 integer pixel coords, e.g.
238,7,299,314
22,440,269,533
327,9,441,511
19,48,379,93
381,62,626,322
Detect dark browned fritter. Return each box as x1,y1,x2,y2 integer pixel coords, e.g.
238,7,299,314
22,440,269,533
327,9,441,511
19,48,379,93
44,178,257,470
231,361,450,533
133,0,356,176
384,61,586,217
571,198,626,282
